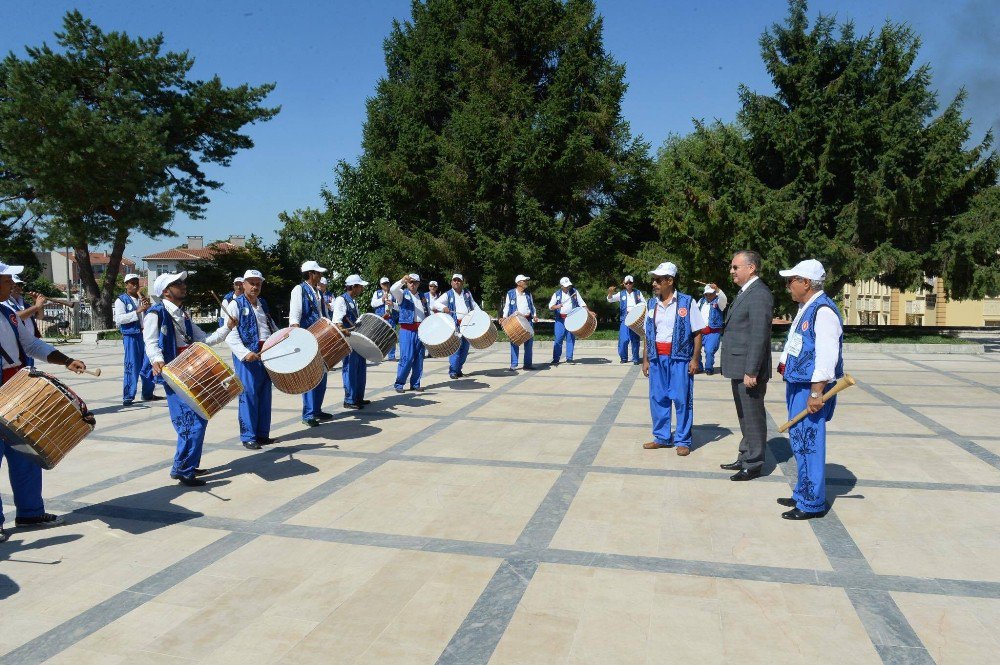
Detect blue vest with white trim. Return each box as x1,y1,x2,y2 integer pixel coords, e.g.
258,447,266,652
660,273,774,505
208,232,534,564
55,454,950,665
554,288,580,319
148,302,194,365
643,292,696,361
398,289,431,324
506,289,535,318
446,289,475,323
0,303,29,377
619,289,643,318
783,293,844,384
234,294,272,354
299,281,327,329
342,292,359,327
697,297,725,329
117,293,143,336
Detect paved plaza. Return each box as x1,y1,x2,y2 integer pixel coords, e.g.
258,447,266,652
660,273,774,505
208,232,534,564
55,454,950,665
1,342,999,664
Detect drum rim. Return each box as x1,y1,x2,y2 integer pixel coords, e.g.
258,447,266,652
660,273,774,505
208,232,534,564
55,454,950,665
356,312,394,330
460,309,491,334
419,313,460,344
348,332,385,362
0,421,59,469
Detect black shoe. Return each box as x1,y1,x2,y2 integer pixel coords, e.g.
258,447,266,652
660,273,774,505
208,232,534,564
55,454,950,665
777,497,797,507
411,386,424,392
551,360,560,366
360,400,371,405
449,373,458,379
633,361,641,365
730,468,761,482
243,440,262,450
782,508,826,520
302,418,320,427
524,365,537,370
177,475,206,487
123,399,134,406
344,402,361,410
0,528,8,543
394,386,405,393
719,461,742,471
317,412,334,421
143,395,165,402
567,359,574,364
620,359,628,364
15,513,65,528
259,437,275,445
194,468,209,476
456,372,464,378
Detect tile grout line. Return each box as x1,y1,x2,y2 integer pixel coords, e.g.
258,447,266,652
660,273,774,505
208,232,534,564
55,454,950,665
885,352,1000,394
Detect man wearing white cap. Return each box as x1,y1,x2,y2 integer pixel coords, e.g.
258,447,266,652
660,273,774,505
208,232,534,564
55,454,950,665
371,277,399,361
422,280,441,359
114,273,159,405
318,277,333,311
7,277,44,368
291,261,333,426
500,275,538,371
334,274,370,409
144,271,233,486
607,275,645,364
224,270,278,450
433,273,481,378
390,273,431,392
776,259,843,520
548,277,587,365
0,261,88,541
218,276,244,327
696,283,728,375
641,261,705,456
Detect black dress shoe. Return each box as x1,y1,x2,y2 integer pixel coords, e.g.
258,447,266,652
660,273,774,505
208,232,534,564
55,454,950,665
177,475,206,487
730,468,761,481
782,508,826,520
777,497,797,507
456,372,464,378
123,400,134,406
343,402,361,410
720,461,742,471
143,395,166,402
194,468,209,476
317,412,334,421
259,437,275,445
303,418,320,427
243,440,262,450
15,513,65,528
360,400,371,405
449,373,458,379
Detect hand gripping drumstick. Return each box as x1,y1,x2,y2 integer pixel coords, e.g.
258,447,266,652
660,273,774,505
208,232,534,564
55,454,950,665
777,374,856,433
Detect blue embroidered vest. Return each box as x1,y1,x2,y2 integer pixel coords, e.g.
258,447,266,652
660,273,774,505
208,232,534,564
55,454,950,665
619,289,643,318
783,293,844,384
506,289,535,318
554,288,580,320
373,289,397,320
398,290,431,324
446,289,475,323
299,281,327,329
697,297,725,330
644,292,696,361
234,295,271,353
342,292,359,327
0,303,29,378
117,293,143,336
217,290,236,327
149,303,194,388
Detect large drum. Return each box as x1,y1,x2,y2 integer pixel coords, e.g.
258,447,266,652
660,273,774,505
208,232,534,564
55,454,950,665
501,314,534,346
460,309,497,350
308,318,351,370
563,307,597,340
261,327,325,394
0,368,96,469
624,303,647,336
418,313,463,357
162,342,244,420
347,313,397,363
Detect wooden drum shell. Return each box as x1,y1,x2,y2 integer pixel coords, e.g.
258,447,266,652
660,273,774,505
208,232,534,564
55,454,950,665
308,318,351,369
501,314,534,346
162,343,244,420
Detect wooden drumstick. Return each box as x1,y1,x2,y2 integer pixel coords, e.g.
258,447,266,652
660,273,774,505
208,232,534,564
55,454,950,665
777,375,856,433
693,279,709,286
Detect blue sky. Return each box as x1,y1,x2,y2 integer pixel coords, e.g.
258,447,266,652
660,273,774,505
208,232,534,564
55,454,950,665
3,1,996,264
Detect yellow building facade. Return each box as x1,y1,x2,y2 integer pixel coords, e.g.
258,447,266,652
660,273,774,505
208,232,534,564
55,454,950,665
841,278,1000,327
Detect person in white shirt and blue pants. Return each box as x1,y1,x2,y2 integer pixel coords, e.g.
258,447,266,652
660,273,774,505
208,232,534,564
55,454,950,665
500,274,538,371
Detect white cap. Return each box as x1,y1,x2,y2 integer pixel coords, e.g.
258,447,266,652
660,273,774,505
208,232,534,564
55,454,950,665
515,274,531,283
345,274,368,287
409,273,420,282
559,277,572,288
452,273,464,281
243,269,264,282
429,280,438,287
380,276,390,284
153,271,187,296
123,273,140,283
623,275,634,283
12,276,24,284
319,277,328,285
703,284,716,294
0,263,24,276
779,259,826,281
648,262,678,277
233,276,244,283
300,260,327,273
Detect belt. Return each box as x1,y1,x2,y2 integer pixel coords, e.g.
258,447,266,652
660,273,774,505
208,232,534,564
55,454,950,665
706,327,724,334
655,342,672,356
400,322,420,332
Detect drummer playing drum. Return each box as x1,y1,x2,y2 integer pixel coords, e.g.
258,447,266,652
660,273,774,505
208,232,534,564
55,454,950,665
390,273,431,393
548,276,588,365
0,261,88,542
333,275,371,410
499,274,539,371
432,273,481,379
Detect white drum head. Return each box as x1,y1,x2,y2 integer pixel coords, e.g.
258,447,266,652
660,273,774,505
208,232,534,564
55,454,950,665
460,309,491,338
563,307,589,332
624,303,646,327
418,313,458,346
348,335,384,363
261,327,320,373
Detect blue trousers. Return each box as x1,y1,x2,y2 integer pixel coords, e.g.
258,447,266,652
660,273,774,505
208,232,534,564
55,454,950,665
648,355,694,447
342,350,367,404
302,373,328,420
387,317,399,360
699,332,721,372
233,355,272,443
618,324,640,363
510,339,533,369
449,337,470,375
122,333,155,402
0,438,45,527
167,391,208,478
552,318,575,362
395,328,425,389
786,382,836,513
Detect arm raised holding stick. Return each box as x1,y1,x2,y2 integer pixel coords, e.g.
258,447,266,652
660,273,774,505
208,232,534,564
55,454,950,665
778,374,855,433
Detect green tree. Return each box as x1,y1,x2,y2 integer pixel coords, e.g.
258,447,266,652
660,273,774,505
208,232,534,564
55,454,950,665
0,11,279,327
936,185,1000,299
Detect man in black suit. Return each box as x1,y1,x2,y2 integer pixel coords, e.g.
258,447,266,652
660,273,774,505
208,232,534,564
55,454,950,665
719,250,773,480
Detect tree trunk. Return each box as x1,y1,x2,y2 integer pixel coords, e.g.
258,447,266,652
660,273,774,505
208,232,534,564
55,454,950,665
73,222,129,329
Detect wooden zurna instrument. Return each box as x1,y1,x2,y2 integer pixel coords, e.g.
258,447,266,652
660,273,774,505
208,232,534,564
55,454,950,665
777,374,856,433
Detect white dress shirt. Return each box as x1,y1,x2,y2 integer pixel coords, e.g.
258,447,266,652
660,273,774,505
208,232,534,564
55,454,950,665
649,293,707,343
779,291,843,382
699,290,728,324
332,295,350,325
607,289,644,308
288,283,324,326
225,299,276,360
143,300,229,365
113,294,142,327
432,289,480,321
503,291,534,318
548,289,587,311
370,289,398,311
0,304,55,373
740,276,759,293
390,280,427,322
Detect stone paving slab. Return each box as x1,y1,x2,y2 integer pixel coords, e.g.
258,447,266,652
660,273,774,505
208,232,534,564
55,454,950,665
1,342,999,664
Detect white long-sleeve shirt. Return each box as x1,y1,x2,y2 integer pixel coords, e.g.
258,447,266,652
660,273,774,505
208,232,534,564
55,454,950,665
0,304,55,373
699,290,728,324
780,291,843,382
548,289,587,312
432,289,480,321
649,293,707,343
288,283,325,326
224,299,276,361
113,294,142,327
502,291,534,318
607,289,644,308
370,289,398,311
390,280,427,322
143,300,230,365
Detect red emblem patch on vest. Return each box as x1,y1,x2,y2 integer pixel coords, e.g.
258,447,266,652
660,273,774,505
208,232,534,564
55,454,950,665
9,314,17,326
678,307,688,317
801,321,809,331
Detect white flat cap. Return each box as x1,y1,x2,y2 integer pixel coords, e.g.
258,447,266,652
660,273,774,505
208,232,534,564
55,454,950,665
153,271,187,296
380,276,390,284
779,259,826,281
233,276,244,283
345,274,368,287
123,273,140,282
0,262,24,276
649,262,678,277
703,284,716,294
515,274,531,283
452,273,464,281
408,273,420,282
623,275,634,283
243,269,264,281
300,260,327,273
429,280,438,287
559,277,572,287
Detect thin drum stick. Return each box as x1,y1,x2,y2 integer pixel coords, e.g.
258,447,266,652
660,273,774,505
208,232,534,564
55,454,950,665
777,374,856,433
260,347,301,363
693,279,709,286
